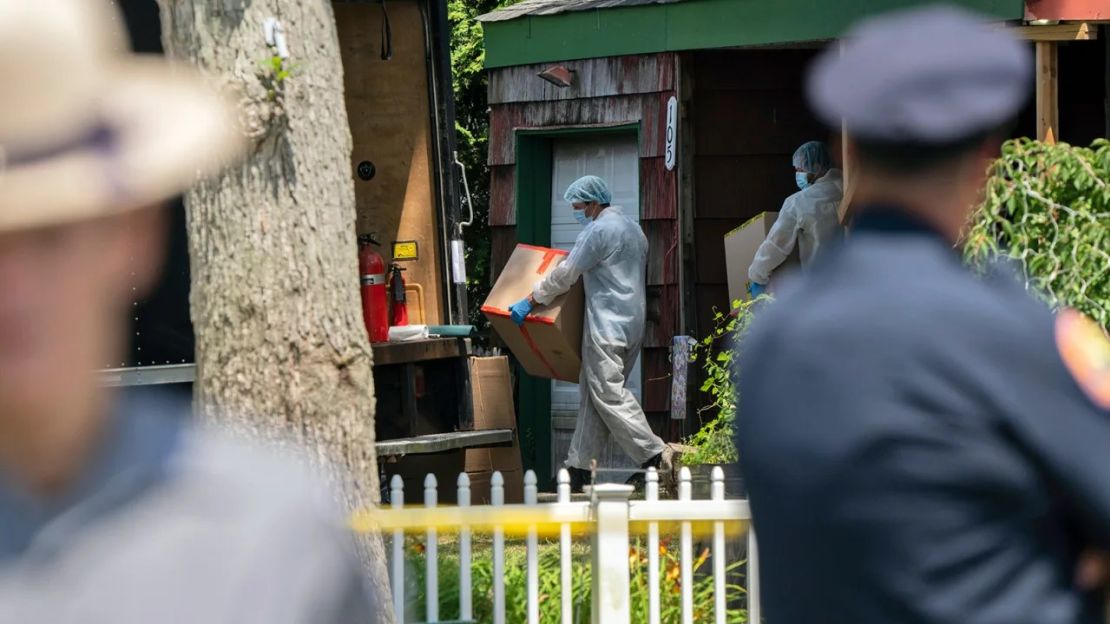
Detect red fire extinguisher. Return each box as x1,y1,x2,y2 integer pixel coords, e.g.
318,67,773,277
358,235,389,343
389,263,409,327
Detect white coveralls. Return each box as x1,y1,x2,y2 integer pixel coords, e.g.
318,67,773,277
532,206,666,470
748,168,845,285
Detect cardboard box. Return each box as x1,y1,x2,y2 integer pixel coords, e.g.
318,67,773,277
723,211,800,305
480,244,584,382
381,457,523,504
382,450,465,504
465,356,523,475
469,356,516,430
466,469,524,505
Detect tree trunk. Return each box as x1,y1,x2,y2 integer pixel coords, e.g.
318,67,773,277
156,1,392,619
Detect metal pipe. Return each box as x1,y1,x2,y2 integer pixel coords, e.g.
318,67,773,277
456,150,475,228
419,1,455,325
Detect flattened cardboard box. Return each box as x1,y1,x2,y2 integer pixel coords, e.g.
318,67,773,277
481,244,584,382
469,356,516,430
723,211,801,305
465,356,523,475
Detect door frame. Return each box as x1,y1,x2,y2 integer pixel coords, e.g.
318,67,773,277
513,123,641,486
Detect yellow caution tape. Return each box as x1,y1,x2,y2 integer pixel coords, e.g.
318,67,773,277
350,505,750,539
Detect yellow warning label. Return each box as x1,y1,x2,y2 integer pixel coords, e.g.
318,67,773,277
392,240,418,261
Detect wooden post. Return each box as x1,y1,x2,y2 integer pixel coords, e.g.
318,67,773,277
590,484,634,624
424,474,440,623
492,471,506,624
747,526,762,624
391,476,405,624
458,473,473,622
838,40,858,227
839,124,857,227
1036,41,1059,142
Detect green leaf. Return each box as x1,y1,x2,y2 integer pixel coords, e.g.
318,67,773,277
966,138,1109,330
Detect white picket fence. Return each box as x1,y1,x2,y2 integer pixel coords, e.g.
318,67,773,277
366,466,759,624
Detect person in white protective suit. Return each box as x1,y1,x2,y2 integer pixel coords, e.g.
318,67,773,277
747,141,844,297
507,176,670,492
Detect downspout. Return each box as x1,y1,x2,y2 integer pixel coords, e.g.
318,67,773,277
421,0,469,325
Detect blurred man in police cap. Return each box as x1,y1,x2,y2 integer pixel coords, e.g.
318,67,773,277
737,5,1110,624
0,1,375,621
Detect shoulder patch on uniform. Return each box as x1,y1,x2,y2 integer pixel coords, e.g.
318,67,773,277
1056,309,1110,410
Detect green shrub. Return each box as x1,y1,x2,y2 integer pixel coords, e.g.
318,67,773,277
682,299,760,466
965,138,1110,329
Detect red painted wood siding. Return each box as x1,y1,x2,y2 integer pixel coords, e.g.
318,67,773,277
1026,0,1110,20
487,53,681,416
489,165,516,227
489,53,676,105
640,159,678,222
488,95,667,166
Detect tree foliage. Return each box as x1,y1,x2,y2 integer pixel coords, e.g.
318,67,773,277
965,139,1110,329
449,0,518,327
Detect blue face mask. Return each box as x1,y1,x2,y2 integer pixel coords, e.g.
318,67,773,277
795,171,811,191
573,209,590,226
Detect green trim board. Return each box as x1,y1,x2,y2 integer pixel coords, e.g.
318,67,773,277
513,132,555,487
483,0,1025,68
517,124,641,139
512,125,639,488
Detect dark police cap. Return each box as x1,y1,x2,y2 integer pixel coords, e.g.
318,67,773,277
807,4,1032,144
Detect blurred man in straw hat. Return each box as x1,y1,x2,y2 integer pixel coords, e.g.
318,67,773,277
0,1,375,621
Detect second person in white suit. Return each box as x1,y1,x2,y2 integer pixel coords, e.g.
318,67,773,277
748,141,845,297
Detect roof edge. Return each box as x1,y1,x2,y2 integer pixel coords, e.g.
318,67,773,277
478,0,681,23
481,0,1026,69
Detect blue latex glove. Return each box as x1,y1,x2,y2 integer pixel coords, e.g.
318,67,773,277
749,282,766,298
509,297,534,326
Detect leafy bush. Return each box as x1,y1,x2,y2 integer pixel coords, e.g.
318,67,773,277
682,299,760,466
965,138,1110,329
404,537,747,623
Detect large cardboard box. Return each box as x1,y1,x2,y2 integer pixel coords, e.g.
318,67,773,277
481,244,584,382
465,356,523,472
465,356,524,503
723,212,800,305
468,356,517,431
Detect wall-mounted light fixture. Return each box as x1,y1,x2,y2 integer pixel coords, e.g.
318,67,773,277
537,65,575,88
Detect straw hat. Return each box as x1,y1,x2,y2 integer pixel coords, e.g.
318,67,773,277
0,0,244,232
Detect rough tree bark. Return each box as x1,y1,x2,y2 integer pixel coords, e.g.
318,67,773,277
156,1,392,619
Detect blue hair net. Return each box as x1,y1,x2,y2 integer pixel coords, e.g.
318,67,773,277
563,175,612,205
792,141,833,176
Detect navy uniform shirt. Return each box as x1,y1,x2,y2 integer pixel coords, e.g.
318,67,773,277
737,209,1110,624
